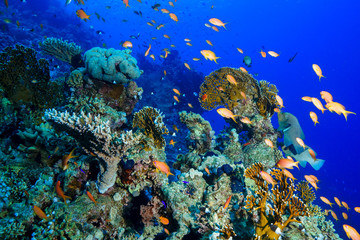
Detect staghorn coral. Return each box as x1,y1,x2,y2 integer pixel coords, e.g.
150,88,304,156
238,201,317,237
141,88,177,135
0,45,65,122
296,180,316,206
199,67,278,117
39,37,82,64
84,47,142,84
44,109,141,193
179,111,215,154
244,163,308,240
133,107,168,150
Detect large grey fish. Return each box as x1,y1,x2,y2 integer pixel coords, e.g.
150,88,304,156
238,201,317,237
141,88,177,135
278,112,305,155
282,146,325,171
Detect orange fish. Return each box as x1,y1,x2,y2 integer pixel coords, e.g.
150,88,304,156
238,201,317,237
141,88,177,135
240,91,247,100
147,22,154,26
320,91,333,103
325,102,356,121
223,195,232,210
218,86,225,91
239,67,247,73
260,171,276,185
312,64,325,80
320,196,333,207
342,201,350,211
151,19,156,24
123,0,130,8
201,50,220,63
304,175,319,190
355,207,360,213
209,18,227,29
226,74,237,85
276,158,299,170
145,44,151,56
169,139,176,146
164,228,170,235
159,216,169,225
343,224,360,240
163,34,170,39
206,40,213,46
274,108,281,113
193,58,200,61
173,125,179,132
86,191,97,205
237,48,243,54
334,197,342,208
217,108,238,123
295,137,306,150
330,210,338,221
173,95,180,102
260,50,266,58
153,161,174,177
173,88,180,95
186,42,192,46
122,41,132,48
282,169,296,180
188,103,193,108
268,51,279,57
302,96,313,102
161,8,170,13
204,167,210,175
55,181,71,205
308,148,317,161
184,63,191,70
76,9,90,21
169,13,178,22
62,148,78,170
309,111,319,125
168,1,174,7
276,95,284,108
201,94,208,102
156,24,165,30
164,70,167,76
342,212,348,220
311,97,327,113
240,117,252,125
211,26,219,32
33,205,48,220
150,54,155,61
264,139,274,148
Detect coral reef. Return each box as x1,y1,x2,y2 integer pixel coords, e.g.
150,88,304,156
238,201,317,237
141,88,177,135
199,67,278,117
244,163,309,240
44,109,141,193
133,107,169,150
67,67,86,88
296,180,316,206
84,47,142,84
39,37,82,65
179,111,215,154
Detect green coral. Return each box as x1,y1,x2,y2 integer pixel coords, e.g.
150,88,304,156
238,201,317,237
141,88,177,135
39,37,82,64
67,68,85,88
199,67,278,117
0,44,65,122
133,107,168,150
0,221,26,240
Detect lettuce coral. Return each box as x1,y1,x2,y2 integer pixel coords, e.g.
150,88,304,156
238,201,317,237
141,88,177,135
84,47,142,84
244,163,309,240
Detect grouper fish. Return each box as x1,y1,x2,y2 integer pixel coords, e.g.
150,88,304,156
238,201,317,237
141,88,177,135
278,112,325,170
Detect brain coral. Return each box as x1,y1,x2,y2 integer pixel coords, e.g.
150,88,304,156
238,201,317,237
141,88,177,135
84,47,142,84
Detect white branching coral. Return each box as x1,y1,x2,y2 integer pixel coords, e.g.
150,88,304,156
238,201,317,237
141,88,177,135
44,109,141,193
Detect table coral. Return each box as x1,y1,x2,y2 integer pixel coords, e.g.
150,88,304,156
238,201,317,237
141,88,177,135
198,67,278,117
84,47,142,84
39,37,82,65
133,107,168,150
244,163,309,240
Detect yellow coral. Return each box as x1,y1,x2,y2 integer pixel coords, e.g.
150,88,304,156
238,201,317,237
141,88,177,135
296,180,316,205
244,163,309,240
198,67,278,117
133,107,168,149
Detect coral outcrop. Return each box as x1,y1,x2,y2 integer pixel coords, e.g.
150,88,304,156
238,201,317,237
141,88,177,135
244,163,309,240
84,47,142,84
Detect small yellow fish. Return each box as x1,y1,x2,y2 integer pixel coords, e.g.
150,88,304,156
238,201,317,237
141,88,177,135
161,9,170,13
217,108,238,123
342,201,350,211
260,50,266,58
169,139,176,146
264,139,274,148
309,111,319,125
295,137,306,150
342,212,348,220
173,88,180,95
320,196,333,207
283,169,296,180
147,22,154,26
239,67,247,73
200,50,220,63
205,23,211,28
188,103,193,108
206,40,213,46
334,197,342,208
184,63,191,70
186,42,192,46
211,26,219,32
276,95,284,108
173,95,180,102
159,216,169,225
268,51,279,57
312,64,325,80
76,9,90,21
150,54,155,61
209,18,227,29
226,74,237,85
223,195,232,210
169,13,178,22
302,96,313,102
153,161,174,177
311,97,327,113
237,48,243,54
260,171,275,185
163,34,170,39
343,224,360,240
193,58,200,61
240,117,252,124
145,44,151,56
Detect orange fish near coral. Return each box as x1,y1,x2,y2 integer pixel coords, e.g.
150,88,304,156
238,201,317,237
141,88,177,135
312,64,325,80
283,169,296,180
239,67,248,73
204,167,211,175
209,18,227,29
223,195,232,210
122,41,133,48
304,175,319,190
62,148,78,170
188,103,193,108
55,181,71,205
201,50,220,63
320,196,333,207
33,205,48,220
86,191,97,205
276,95,284,108
217,108,238,123
226,74,237,85
159,216,169,225
76,9,90,21
260,171,276,185
330,210,339,221
343,224,360,240
201,94,208,102
240,117,252,125
264,139,274,148
153,161,174,177
123,0,130,7
276,158,299,170
169,139,176,146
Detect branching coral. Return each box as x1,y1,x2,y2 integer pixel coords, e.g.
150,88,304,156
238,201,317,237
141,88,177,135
39,37,82,64
44,109,141,193
0,45,65,121
296,180,316,206
198,67,278,117
244,163,309,240
133,107,168,150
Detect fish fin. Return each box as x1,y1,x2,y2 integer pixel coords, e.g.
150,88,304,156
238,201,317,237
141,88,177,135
309,159,325,171
343,111,356,121
298,159,307,168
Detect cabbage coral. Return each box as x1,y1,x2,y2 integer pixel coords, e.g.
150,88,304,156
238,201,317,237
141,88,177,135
199,67,278,117
244,163,309,240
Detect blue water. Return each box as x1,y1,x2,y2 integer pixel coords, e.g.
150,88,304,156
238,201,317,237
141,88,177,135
2,0,360,238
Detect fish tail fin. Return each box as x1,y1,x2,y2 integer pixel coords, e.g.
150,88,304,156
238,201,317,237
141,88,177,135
294,161,300,170
309,158,325,171
343,111,356,121
231,117,237,123
215,57,221,64
319,75,325,81
223,23,229,30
